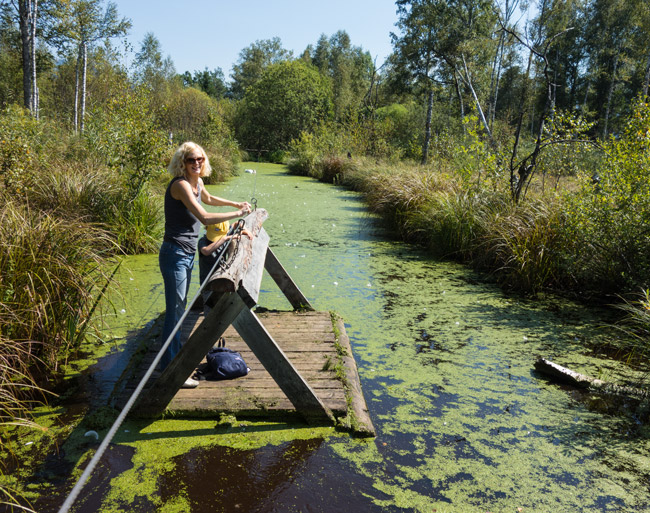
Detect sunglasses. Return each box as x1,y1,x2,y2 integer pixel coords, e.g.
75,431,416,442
185,156,205,165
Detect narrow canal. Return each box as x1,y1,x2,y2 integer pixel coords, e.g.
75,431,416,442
59,163,650,512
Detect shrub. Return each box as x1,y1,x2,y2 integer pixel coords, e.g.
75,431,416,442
0,105,53,194
84,85,168,198
564,97,650,293
319,155,357,183
287,132,321,176
267,149,288,164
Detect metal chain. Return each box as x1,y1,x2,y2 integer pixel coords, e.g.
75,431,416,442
250,170,258,211
214,219,244,273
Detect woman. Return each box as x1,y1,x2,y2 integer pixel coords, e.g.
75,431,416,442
159,142,251,387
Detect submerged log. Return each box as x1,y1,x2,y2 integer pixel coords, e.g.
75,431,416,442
534,358,649,399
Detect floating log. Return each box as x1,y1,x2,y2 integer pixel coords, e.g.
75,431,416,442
333,315,375,436
534,358,649,399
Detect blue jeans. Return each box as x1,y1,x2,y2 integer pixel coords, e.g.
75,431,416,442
159,241,195,369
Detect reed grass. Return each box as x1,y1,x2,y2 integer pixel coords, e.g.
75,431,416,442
0,194,119,511
479,198,565,291
613,290,650,361
29,164,162,254
323,156,572,294
0,194,116,370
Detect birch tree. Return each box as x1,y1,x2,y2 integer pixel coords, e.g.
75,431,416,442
13,0,38,116
56,0,130,131
391,0,497,164
18,0,38,116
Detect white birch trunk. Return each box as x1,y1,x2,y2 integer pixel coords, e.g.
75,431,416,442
80,41,88,132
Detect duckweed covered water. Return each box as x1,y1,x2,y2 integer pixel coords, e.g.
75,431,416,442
44,163,650,512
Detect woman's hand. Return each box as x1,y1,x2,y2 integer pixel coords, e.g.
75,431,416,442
238,203,252,216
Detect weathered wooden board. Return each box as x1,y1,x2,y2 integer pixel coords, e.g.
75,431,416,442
206,209,269,295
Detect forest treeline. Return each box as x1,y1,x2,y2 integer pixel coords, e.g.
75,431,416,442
1,0,650,506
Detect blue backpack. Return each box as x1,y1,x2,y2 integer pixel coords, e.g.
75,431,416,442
206,347,249,380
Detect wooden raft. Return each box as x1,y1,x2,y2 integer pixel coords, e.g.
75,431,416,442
113,209,374,435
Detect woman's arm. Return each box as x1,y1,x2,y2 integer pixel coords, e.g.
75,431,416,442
201,187,251,210
171,180,250,224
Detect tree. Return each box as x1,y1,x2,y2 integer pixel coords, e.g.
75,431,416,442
181,67,227,100
487,0,519,129
0,3,23,107
583,0,647,138
391,0,498,163
235,60,332,151
133,31,175,89
16,0,38,116
305,30,374,121
502,0,583,202
528,0,587,116
53,0,130,131
229,37,292,99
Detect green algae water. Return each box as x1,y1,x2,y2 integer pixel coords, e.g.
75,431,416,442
47,164,650,512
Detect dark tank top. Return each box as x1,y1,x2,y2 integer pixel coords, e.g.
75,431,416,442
163,176,202,254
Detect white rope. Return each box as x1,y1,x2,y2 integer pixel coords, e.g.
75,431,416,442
58,224,242,513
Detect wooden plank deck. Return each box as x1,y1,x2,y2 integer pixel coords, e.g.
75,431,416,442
112,309,374,435
170,310,347,416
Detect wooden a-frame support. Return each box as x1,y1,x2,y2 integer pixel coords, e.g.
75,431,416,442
136,210,334,424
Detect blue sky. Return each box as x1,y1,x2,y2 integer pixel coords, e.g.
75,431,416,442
110,0,399,80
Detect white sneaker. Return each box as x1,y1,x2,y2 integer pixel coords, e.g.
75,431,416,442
182,377,199,389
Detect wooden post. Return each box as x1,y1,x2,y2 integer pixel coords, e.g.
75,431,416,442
264,248,313,310
135,291,245,416
232,304,334,424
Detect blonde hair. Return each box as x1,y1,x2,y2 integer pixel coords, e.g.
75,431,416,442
168,141,212,178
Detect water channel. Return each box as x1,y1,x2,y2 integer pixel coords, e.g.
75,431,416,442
53,163,650,512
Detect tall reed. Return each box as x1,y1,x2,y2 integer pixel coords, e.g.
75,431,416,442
331,156,569,293
29,165,162,254
0,194,118,511
614,290,650,360
479,198,565,291
0,195,116,370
